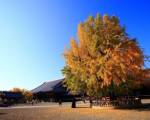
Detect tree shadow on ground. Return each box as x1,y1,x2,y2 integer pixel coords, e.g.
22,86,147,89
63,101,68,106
114,103,150,111
76,106,90,108
0,113,7,115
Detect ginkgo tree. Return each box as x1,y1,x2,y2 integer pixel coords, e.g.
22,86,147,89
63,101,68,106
62,14,146,100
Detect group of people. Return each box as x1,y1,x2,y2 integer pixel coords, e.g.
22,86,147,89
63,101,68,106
92,96,142,107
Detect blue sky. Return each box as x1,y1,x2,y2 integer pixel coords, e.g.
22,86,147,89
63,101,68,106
0,0,150,90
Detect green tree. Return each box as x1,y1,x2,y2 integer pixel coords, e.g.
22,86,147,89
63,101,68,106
62,14,145,101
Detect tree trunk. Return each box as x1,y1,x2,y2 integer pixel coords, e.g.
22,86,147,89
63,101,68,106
89,98,93,108
71,98,76,108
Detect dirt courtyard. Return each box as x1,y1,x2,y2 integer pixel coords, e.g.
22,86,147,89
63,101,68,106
0,106,150,120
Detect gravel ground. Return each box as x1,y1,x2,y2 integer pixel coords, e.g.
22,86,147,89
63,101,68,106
0,105,150,120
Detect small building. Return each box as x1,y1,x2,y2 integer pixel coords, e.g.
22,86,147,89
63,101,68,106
0,91,23,106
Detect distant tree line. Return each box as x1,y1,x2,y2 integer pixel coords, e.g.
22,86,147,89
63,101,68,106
11,87,33,102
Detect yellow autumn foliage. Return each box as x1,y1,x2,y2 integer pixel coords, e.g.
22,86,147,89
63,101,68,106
62,14,147,96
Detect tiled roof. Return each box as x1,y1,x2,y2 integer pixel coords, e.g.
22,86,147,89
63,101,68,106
31,78,65,93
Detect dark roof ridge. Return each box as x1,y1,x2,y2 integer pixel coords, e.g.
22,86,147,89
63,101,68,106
45,78,64,83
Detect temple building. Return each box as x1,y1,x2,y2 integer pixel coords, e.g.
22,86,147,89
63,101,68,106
31,78,78,102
